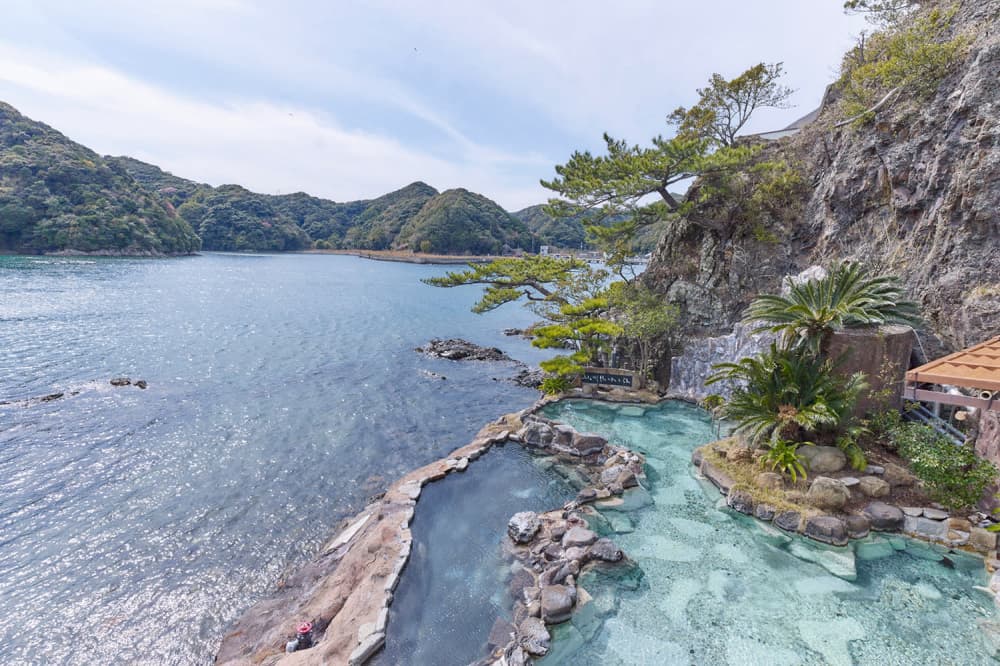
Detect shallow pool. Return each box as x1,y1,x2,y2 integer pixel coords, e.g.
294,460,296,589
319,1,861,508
538,399,999,666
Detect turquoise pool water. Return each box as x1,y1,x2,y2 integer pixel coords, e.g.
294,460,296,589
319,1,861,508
539,399,999,666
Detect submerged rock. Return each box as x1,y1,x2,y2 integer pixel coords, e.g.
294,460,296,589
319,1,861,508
588,538,623,563
562,526,598,549
540,585,575,623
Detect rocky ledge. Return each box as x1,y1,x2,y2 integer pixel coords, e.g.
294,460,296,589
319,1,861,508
416,338,512,362
215,402,639,665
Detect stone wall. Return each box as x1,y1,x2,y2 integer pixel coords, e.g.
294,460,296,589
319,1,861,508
667,323,774,402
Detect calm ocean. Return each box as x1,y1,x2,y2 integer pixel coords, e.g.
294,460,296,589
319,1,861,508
0,252,543,664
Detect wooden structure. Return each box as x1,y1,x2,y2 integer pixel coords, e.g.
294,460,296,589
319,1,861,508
904,335,1000,411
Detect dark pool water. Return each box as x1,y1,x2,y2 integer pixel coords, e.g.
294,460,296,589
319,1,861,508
375,445,575,666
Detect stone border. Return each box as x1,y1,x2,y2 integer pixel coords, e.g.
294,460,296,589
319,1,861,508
215,397,643,666
693,445,999,554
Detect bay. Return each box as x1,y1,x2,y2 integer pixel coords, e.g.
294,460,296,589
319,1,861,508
0,252,542,665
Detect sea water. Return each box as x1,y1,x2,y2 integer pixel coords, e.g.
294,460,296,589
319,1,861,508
0,252,544,664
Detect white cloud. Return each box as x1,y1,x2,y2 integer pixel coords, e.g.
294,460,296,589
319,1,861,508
0,44,550,208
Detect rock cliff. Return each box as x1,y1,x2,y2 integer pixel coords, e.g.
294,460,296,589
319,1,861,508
644,0,999,358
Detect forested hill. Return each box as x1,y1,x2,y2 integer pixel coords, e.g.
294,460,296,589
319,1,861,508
0,103,200,255
513,204,670,253
0,101,550,255
109,156,534,254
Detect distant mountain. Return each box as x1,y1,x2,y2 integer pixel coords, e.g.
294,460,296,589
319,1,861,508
109,156,532,255
0,103,200,255
396,188,534,255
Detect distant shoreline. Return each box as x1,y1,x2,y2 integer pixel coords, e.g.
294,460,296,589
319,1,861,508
301,248,496,265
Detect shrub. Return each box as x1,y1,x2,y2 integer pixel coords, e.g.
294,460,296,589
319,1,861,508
763,440,809,482
893,423,996,510
541,375,572,396
839,6,969,124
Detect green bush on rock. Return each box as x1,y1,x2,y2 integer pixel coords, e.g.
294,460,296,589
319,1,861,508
893,422,996,511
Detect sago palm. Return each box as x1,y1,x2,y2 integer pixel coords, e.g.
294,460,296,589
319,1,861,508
743,261,920,357
706,343,867,446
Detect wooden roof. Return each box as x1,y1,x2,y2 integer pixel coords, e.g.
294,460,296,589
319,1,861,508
905,335,1000,392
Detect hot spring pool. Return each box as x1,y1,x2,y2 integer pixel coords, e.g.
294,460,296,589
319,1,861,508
372,399,999,665
536,399,999,665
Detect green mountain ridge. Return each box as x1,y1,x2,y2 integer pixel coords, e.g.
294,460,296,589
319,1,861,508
0,102,200,255
0,100,622,256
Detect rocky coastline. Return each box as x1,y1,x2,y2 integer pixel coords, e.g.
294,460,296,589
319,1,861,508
417,338,544,389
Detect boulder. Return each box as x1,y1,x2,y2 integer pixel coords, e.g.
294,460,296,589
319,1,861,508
882,462,918,487
806,476,851,510
540,585,575,623
518,616,551,657
508,512,541,544
755,472,784,490
600,465,625,486
858,475,890,498
798,446,847,473
774,511,802,532
571,433,607,456
845,514,871,539
923,507,949,521
804,515,849,547
726,488,755,515
562,527,598,549
754,504,776,521
904,515,950,541
863,502,904,531
588,538,623,562
700,460,735,493
519,422,555,448
110,377,131,386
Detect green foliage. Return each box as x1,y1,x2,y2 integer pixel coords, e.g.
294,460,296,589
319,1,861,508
840,6,968,124
343,182,438,250
893,422,997,510
836,423,871,470
608,282,679,376
707,344,866,446
744,261,920,357
0,104,200,254
668,62,794,148
541,375,573,396
844,0,922,27
762,440,809,482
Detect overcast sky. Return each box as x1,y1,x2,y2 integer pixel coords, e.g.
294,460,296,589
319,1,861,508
0,2,865,210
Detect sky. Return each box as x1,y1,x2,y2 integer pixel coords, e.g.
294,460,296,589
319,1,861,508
0,1,866,210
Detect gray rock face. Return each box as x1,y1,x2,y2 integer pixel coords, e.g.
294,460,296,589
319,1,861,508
540,585,575,623
858,475,891,498
601,465,625,486
518,616,551,656
562,527,598,549
799,446,847,474
488,617,516,652
804,515,849,547
646,1,1000,359
508,512,541,544
588,538,624,562
863,502,904,532
806,476,851,510
904,515,950,541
